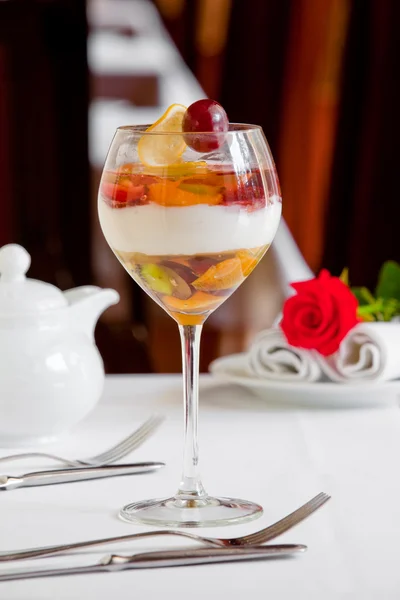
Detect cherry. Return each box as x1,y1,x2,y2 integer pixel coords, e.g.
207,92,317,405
182,99,229,153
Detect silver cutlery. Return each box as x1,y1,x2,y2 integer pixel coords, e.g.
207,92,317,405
0,415,164,468
0,545,307,581
0,492,329,562
0,462,165,491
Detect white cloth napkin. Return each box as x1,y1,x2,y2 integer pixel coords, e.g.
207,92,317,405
247,328,323,382
322,322,400,382
247,322,400,384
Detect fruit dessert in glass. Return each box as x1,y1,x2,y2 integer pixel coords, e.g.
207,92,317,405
98,100,282,526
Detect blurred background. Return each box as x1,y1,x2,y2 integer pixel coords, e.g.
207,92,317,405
0,0,399,374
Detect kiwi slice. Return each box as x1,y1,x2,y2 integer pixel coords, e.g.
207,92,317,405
141,263,173,295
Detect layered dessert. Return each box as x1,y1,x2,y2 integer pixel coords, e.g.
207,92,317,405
98,101,282,325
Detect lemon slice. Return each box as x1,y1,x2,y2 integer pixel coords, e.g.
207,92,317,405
138,104,187,167
142,161,208,178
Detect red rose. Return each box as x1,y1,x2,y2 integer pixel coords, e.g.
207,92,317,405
280,269,359,356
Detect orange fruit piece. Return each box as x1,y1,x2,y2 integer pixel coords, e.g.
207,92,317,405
148,180,222,207
163,291,222,313
237,250,259,276
178,183,220,196
192,258,244,292
138,104,187,167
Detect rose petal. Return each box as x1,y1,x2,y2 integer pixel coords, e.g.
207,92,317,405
282,270,359,357
293,305,322,331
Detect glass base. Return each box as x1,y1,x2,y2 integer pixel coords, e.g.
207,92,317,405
119,495,263,528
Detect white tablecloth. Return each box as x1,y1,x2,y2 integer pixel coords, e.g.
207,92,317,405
1,375,400,598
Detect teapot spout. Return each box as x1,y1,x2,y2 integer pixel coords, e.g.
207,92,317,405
64,285,120,339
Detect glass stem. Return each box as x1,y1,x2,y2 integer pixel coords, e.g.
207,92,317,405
176,324,207,500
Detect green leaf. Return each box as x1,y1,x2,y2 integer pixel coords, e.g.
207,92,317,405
383,303,394,321
375,261,400,301
357,303,382,315
351,286,375,306
339,267,349,286
357,310,375,322
381,297,400,321
357,297,400,322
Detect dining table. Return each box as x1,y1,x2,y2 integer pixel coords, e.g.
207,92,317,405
1,373,400,598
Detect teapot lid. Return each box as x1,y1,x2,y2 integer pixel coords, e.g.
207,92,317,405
0,244,67,315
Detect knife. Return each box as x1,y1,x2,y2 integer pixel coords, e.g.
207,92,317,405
0,545,307,581
0,462,165,490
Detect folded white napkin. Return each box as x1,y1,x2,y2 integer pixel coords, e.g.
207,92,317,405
322,322,400,382
247,328,323,382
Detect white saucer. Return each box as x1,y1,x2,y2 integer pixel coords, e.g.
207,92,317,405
209,353,400,409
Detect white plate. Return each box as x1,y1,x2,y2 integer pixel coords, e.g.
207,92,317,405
209,353,400,409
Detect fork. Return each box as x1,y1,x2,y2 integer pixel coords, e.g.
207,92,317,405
0,492,330,562
0,415,164,468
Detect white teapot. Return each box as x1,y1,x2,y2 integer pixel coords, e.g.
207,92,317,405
0,244,119,446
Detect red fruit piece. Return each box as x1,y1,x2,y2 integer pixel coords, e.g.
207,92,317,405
222,172,266,211
183,99,229,153
101,180,146,207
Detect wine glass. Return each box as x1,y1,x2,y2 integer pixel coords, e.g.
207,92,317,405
98,116,282,527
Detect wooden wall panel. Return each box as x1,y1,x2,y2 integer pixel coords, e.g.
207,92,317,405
278,0,350,272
